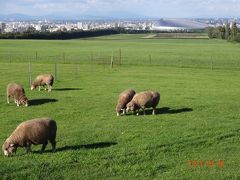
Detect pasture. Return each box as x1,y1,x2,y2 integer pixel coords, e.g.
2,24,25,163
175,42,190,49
0,35,240,179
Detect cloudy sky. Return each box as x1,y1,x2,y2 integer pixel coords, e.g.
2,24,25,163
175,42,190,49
1,0,240,18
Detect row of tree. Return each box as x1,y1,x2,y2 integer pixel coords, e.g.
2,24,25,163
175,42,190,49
0,29,121,40
0,28,206,40
208,22,240,42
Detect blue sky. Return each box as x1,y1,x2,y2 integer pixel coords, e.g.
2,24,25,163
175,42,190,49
1,0,240,18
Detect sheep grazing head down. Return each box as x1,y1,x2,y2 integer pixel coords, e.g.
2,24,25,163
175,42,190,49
30,84,36,90
2,141,17,156
126,101,138,112
19,96,29,107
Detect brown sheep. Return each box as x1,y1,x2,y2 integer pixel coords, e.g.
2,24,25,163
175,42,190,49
2,118,57,156
31,74,54,92
116,89,136,116
126,91,160,115
7,83,29,107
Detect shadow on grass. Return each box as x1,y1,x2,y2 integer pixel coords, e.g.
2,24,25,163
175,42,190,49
131,107,193,115
53,88,82,91
56,142,118,152
29,99,58,106
31,142,117,154
156,107,193,114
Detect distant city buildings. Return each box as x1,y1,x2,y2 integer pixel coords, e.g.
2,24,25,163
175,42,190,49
0,22,6,33
0,18,239,33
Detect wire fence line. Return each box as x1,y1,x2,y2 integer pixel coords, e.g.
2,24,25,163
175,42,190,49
1,50,240,88
0,51,240,71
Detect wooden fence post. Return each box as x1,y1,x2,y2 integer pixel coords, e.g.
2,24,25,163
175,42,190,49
54,63,57,81
119,48,122,65
110,51,114,68
28,61,32,86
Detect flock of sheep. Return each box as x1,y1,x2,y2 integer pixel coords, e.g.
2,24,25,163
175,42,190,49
3,74,55,156
2,74,160,156
6,74,54,107
116,89,160,116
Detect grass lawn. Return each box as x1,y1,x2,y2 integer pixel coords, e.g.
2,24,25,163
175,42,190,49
0,35,240,179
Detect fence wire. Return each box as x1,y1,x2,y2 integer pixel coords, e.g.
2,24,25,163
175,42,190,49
0,51,240,70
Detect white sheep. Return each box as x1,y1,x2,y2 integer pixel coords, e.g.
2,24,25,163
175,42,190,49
2,118,57,156
126,91,160,115
31,74,54,92
116,89,136,116
6,83,29,107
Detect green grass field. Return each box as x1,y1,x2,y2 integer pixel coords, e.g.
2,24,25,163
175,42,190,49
1,35,240,70
0,35,240,179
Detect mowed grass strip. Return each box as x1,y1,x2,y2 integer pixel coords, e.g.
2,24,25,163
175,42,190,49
155,33,209,39
0,59,239,179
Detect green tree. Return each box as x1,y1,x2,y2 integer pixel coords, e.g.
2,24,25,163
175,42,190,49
231,22,238,41
225,23,230,40
218,26,225,39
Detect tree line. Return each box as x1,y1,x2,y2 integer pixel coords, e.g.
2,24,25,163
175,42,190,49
208,22,240,42
0,29,120,40
0,28,205,40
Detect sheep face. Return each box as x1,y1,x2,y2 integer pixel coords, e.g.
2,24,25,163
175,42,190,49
116,104,122,115
30,84,36,90
126,101,138,112
2,142,17,156
20,97,29,107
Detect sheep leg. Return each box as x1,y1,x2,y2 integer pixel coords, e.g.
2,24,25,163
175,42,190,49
152,108,156,115
48,85,52,92
143,109,146,116
16,100,20,107
38,86,41,91
14,96,17,103
25,145,32,153
41,143,48,153
122,108,126,115
50,140,56,152
136,110,139,116
7,96,10,104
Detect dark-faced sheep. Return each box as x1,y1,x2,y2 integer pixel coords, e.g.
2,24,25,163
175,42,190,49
126,91,160,115
116,89,136,116
2,118,57,156
31,74,54,92
7,83,29,107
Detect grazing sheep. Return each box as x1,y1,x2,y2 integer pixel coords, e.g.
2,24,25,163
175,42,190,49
31,74,54,92
126,91,160,115
116,89,136,116
7,83,29,107
2,118,57,156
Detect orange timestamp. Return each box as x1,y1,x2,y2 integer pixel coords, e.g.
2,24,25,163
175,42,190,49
188,160,224,168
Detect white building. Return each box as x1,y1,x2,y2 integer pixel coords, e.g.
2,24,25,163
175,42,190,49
0,22,6,32
77,22,83,29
